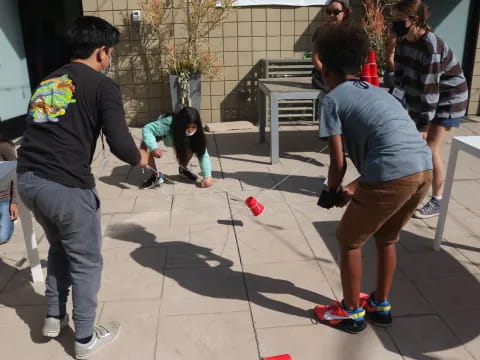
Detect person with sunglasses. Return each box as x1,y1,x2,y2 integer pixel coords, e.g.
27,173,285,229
312,0,352,88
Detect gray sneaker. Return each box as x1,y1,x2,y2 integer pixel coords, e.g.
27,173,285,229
42,314,69,337
413,197,441,219
75,321,121,359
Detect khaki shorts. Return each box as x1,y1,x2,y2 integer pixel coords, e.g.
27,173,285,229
337,170,432,249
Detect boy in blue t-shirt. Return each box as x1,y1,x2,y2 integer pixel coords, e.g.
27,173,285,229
313,22,432,333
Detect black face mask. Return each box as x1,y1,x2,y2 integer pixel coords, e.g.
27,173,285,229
392,20,410,37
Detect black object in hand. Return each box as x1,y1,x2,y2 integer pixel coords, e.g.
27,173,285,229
317,187,343,209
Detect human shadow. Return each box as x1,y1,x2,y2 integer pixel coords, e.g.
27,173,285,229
106,222,333,320
313,220,480,360
0,259,75,358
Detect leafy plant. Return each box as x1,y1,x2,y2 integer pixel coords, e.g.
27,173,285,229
141,0,234,80
361,0,401,70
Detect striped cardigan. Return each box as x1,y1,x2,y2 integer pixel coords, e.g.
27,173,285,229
394,32,468,131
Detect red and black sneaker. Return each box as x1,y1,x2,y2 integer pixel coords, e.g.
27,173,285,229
314,299,367,334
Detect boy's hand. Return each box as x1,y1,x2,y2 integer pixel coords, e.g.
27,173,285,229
336,179,359,208
10,203,18,221
200,177,213,188
152,149,163,158
317,186,342,209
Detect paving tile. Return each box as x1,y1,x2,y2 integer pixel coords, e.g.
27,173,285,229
156,312,258,360
228,189,286,204
397,221,437,253
414,274,480,312
324,257,433,316
103,212,177,249
0,256,18,291
0,305,76,359
99,246,166,301
442,236,480,267
232,201,300,233
165,227,240,269
0,265,47,306
258,323,402,360
422,208,480,241
397,248,480,280
100,197,136,214
94,300,159,360
443,309,480,359
244,260,334,328
0,219,46,257
387,315,475,360
170,203,231,227
160,266,249,315
172,192,227,210
132,195,173,213
235,228,314,265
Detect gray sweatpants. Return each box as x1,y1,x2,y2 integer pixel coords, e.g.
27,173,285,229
17,172,102,339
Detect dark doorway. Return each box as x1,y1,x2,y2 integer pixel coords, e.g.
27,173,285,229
0,0,82,139
18,0,83,90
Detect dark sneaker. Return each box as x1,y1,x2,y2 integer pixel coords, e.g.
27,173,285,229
413,197,441,219
179,167,198,182
75,321,121,359
364,293,392,327
314,300,367,334
140,175,162,189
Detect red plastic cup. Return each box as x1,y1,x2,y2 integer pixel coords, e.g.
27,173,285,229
245,196,265,216
371,76,380,86
262,355,292,360
367,49,376,64
361,76,371,83
361,64,371,77
370,63,378,76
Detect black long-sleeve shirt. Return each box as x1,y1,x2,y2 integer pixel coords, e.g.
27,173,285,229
18,62,140,189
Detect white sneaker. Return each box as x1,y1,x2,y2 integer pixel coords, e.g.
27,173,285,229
42,314,69,337
75,321,121,359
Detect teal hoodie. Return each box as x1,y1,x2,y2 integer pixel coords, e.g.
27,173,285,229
142,114,212,177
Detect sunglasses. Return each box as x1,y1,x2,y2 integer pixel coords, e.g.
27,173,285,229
326,9,343,16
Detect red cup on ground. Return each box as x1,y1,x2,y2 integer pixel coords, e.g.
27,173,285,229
367,49,376,64
262,355,292,360
361,64,371,78
370,63,378,76
371,76,380,86
245,196,265,216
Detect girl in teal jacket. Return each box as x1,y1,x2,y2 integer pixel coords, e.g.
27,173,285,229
139,107,213,188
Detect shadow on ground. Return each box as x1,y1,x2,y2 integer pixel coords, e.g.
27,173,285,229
106,223,333,320
0,259,75,358
208,130,326,164
314,220,480,360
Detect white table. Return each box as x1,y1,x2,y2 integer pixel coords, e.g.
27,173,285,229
258,77,323,164
0,161,43,282
434,136,480,250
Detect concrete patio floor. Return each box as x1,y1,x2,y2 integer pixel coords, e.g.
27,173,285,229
1,121,480,360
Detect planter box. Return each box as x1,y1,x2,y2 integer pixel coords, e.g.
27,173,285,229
169,74,201,113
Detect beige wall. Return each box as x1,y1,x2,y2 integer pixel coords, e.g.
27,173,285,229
82,0,363,125
469,34,480,115
82,0,479,124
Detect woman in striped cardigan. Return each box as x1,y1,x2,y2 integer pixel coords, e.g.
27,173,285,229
391,0,469,219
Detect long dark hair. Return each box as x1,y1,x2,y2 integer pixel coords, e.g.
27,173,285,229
172,107,206,166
